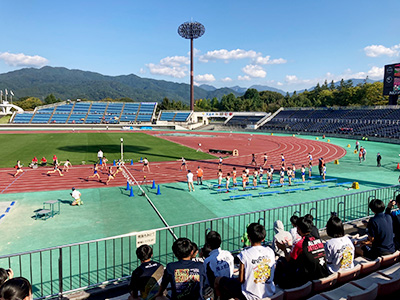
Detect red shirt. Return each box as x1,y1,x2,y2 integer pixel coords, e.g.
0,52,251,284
41,157,47,163
32,157,38,163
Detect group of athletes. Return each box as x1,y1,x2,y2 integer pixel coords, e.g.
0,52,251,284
208,152,327,192
13,155,73,178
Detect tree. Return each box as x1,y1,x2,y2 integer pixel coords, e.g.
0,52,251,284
44,94,61,104
14,97,43,110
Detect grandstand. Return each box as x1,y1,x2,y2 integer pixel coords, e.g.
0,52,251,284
259,106,400,139
11,101,158,125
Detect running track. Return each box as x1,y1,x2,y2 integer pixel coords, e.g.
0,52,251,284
0,131,346,194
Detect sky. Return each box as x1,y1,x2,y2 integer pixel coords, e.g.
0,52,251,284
0,0,399,92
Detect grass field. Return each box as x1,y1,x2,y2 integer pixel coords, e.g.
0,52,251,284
0,132,215,168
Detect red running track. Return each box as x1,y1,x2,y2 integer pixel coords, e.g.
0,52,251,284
0,131,346,194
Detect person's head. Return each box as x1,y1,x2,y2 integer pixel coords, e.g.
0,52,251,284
304,214,314,223
0,268,11,287
227,173,230,177
233,167,236,171
302,165,305,168
191,242,199,258
187,170,191,173
369,199,385,214
198,166,200,169
172,238,193,260
0,277,32,300
199,243,212,259
206,231,222,250
71,187,75,191
290,215,298,227
296,217,312,236
136,244,153,262
93,163,96,167
326,216,345,238
247,223,266,244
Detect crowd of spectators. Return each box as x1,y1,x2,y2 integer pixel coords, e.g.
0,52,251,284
2,197,400,300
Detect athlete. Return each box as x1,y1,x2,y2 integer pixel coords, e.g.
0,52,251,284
308,153,313,163
279,168,285,187
47,163,63,177
225,173,231,192
101,156,108,170
292,164,296,179
217,169,223,186
232,167,237,186
253,168,258,186
62,159,72,172
308,161,313,178
180,157,187,171
114,159,124,176
281,154,285,168
270,165,274,181
13,160,24,177
88,164,100,181
187,170,195,192
322,164,327,180
106,167,115,185
301,165,306,182
250,153,257,166
241,170,247,191
267,168,272,188
218,156,223,168
263,153,268,166
287,167,293,186
142,157,150,172
259,166,264,183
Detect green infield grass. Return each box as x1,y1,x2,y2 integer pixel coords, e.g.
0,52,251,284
0,132,215,168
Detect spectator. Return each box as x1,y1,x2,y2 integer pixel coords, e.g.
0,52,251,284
199,243,212,260
155,238,208,300
196,166,203,185
129,244,164,300
289,215,301,245
30,157,38,168
97,149,103,165
357,199,395,259
0,268,13,287
275,217,329,289
204,231,234,291
191,242,204,263
217,223,276,299
0,277,32,300
273,220,293,257
385,194,400,250
304,214,320,238
40,157,47,166
324,216,355,273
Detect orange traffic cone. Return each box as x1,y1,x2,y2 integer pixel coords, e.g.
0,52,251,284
397,163,400,170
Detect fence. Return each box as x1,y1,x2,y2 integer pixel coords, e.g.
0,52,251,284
1,185,399,299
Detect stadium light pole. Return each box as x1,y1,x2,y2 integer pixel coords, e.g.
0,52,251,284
178,21,205,111
120,138,124,161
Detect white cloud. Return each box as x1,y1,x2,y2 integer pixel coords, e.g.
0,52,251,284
252,55,287,65
139,68,146,74
277,82,283,86
346,66,384,80
242,64,266,78
194,73,216,83
199,49,260,63
0,52,48,67
146,63,187,78
159,56,189,67
238,75,251,81
221,77,232,82
364,44,400,57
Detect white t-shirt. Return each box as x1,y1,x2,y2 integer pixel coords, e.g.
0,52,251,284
71,190,81,200
324,236,355,273
97,150,103,158
204,248,234,280
187,172,194,182
238,245,276,300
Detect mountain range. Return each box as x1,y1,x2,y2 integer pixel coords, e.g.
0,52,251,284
0,66,377,104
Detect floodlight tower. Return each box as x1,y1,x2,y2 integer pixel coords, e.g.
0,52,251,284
178,21,205,111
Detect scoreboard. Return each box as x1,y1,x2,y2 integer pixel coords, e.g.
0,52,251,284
383,63,400,96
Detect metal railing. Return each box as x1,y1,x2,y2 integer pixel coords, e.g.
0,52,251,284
1,185,399,299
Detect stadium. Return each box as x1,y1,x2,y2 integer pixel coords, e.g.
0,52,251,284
0,96,400,300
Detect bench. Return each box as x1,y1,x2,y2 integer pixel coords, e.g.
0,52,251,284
294,180,312,185
245,185,266,190
217,187,238,194
208,184,224,189
229,194,253,200
336,182,353,187
209,148,233,155
259,191,281,197
321,178,338,183
270,183,288,187
309,176,322,179
285,187,306,193
310,184,328,190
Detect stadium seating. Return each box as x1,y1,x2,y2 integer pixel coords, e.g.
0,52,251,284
261,107,400,138
226,115,266,127
159,111,191,122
